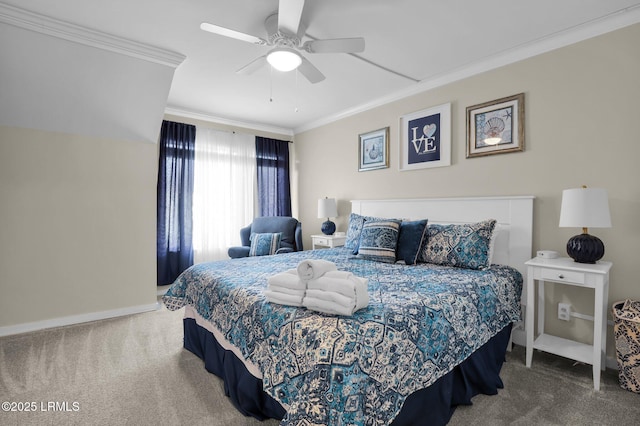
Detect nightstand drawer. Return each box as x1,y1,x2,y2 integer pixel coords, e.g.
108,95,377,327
539,268,585,284
311,234,346,249
314,237,330,246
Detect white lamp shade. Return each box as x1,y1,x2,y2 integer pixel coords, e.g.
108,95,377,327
266,48,302,72
559,188,612,228
318,198,337,218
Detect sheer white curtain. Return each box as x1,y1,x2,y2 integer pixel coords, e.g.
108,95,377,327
193,128,256,263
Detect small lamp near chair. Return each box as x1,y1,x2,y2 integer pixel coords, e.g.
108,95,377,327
559,186,612,263
318,197,338,235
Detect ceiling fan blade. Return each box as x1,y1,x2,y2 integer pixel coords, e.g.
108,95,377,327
278,0,305,37
200,22,266,45
303,38,365,54
298,58,325,84
236,56,267,75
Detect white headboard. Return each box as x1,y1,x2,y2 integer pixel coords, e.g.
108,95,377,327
350,196,534,277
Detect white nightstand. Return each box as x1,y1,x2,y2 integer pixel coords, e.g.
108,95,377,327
311,234,346,249
524,256,612,390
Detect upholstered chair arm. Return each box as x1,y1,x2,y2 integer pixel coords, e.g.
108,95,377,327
228,246,250,259
239,224,252,247
294,222,303,251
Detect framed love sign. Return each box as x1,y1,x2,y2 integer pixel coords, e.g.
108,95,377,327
399,103,451,171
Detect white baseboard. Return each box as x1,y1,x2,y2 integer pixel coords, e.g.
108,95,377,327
0,302,161,337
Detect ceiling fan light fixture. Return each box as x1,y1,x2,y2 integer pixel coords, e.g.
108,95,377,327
267,47,302,72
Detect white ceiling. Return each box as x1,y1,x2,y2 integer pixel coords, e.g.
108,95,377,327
4,0,640,134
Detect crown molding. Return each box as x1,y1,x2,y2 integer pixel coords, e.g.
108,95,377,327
164,106,294,137
294,4,640,134
0,2,185,68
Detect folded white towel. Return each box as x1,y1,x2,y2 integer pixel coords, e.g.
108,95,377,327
264,290,303,307
305,289,354,309
307,274,369,301
303,272,369,316
297,259,337,281
267,269,305,290
303,295,368,316
268,284,306,297
323,270,354,280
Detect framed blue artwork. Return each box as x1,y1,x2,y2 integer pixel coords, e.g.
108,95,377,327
466,93,525,158
359,127,389,171
399,103,451,171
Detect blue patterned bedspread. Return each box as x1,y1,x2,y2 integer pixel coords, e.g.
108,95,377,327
163,248,522,425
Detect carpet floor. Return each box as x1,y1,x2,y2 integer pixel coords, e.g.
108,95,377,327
1,304,638,425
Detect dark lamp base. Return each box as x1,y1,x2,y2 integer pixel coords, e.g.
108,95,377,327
321,220,336,235
566,233,605,264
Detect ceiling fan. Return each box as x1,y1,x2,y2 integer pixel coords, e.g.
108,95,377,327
200,0,365,83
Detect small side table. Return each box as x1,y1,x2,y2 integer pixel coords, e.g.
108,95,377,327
311,234,346,249
525,256,612,390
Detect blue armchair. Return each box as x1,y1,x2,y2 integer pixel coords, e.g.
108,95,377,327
228,216,303,259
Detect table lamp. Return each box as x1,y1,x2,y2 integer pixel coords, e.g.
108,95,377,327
318,197,338,235
559,186,611,263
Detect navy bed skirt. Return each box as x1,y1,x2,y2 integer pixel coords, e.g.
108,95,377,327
183,318,512,425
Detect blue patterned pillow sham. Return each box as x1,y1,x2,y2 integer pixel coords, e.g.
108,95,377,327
345,213,389,252
396,219,429,265
345,213,366,250
357,219,402,263
249,232,282,256
420,219,497,270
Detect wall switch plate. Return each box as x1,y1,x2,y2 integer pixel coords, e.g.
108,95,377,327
558,303,571,321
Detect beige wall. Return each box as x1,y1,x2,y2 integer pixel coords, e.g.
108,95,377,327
0,126,157,328
294,24,640,354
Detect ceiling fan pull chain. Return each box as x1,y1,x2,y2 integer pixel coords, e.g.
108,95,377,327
294,69,299,113
269,66,273,103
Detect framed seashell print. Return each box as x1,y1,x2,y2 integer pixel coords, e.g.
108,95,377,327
466,93,525,158
358,127,389,171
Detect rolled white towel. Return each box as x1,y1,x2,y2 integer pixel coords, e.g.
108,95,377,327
307,275,369,300
303,296,367,316
264,290,303,307
268,284,306,297
297,259,337,281
267,269,305,290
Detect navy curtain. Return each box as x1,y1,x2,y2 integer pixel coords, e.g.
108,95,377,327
157,120,195,286
255,137,291,217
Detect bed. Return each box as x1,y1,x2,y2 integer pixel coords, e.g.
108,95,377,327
163,196,534,425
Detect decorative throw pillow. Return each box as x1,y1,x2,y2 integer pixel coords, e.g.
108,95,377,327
396,219,429,265
249,232,282,256
357,219,402,263
345,213,388,253
345,213,366,250
420,219,497,270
